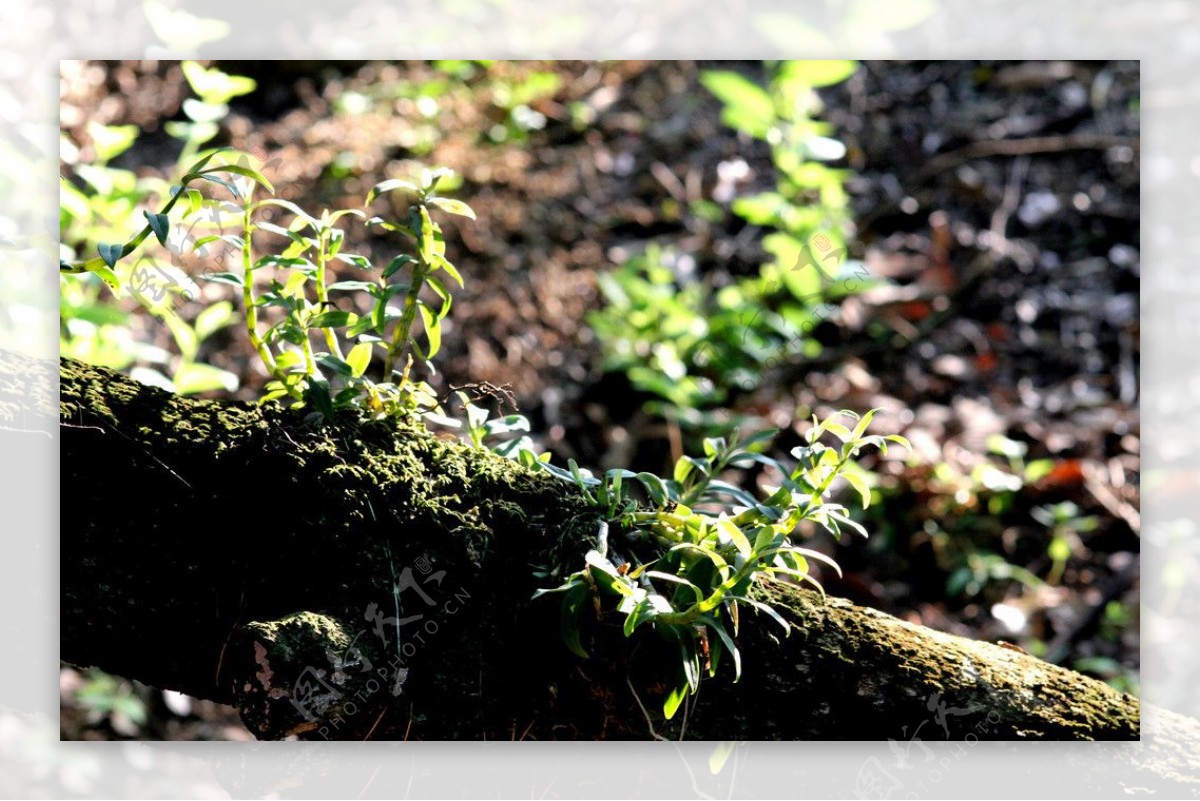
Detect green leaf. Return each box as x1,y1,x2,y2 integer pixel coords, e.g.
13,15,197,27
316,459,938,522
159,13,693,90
431,253,465,287
421,167,453,192
635,472,668,506
842,469,872,509
183,99,229,124
367,178,420,205
309,310,357,329
702,480,758,508
668,543,732,582
82,261,122,296
673,457,694,484
97,243,124,269
663,677,688,721
383,254,417,279
334,253,373,269
344,342,373,378
183,188,204,216
281,271,309,298
194,234,245,251
256,220,311,242
426,196,476,219
425,274,451,307
201,163,274,194
418,302,441,357
850,408,877,442
254,198,318,228
181,146,230,176
172,362,238,395
347,313,376,338
585,550,635,597
181,60,257,104
568,459,601,488
87,122,139,162
700,617,741,682
560,581,592,659
328,280,378,292
143,211,171,247
197,173,240,198
314,353,354,377
789,546,844,577
729,595,791,635
273,350,304,374
716,514,752,559
415,205,436,260
826,510,868,539
700,71,775,139
777,60,858,89
823,421,854,443
199,271,244,287
193,301,234,341
732,192,787,226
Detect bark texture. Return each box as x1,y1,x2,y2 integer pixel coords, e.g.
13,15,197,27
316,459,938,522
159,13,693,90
57,357,1159,748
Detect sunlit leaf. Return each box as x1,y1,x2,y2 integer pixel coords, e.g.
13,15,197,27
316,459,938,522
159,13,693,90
367,178,420,205
201,162,274,193
87,122,139,162
426,196,476,219
181,60,257,104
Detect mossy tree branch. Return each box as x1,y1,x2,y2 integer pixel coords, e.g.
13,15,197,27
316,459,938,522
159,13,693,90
56,356,1162,751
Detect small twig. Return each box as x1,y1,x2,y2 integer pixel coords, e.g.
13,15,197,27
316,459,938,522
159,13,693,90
66,415,194,489
988,156,1029,257
362,707,387,741
446,381,518,411
59,422,105,433
911,133,1139,185
626,676,668,741
1083,461,1141,533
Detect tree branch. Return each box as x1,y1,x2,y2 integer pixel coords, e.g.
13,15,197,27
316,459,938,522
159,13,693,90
56,356,1163,753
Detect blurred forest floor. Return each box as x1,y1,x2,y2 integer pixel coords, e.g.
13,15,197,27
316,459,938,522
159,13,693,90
59,60,1140,740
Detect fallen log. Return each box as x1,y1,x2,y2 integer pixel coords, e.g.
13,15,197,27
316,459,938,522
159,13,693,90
56,355,1147,746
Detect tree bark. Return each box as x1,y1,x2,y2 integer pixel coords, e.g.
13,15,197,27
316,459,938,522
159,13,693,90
58,356,1155,748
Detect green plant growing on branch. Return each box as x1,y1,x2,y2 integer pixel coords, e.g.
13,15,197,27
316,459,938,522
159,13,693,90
63,148,476,427
529,410,908,719
60,145,909,724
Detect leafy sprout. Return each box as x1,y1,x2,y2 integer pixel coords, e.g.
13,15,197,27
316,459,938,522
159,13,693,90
530,409,908,719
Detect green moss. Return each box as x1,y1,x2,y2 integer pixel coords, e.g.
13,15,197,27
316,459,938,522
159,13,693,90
246,611,352,663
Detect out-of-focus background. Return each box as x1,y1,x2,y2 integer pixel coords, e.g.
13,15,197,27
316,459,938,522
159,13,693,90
60,59,1139,740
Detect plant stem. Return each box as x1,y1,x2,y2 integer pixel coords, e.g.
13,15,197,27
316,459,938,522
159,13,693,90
240,199,278,380
383,203,429,383
313,228,346,361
